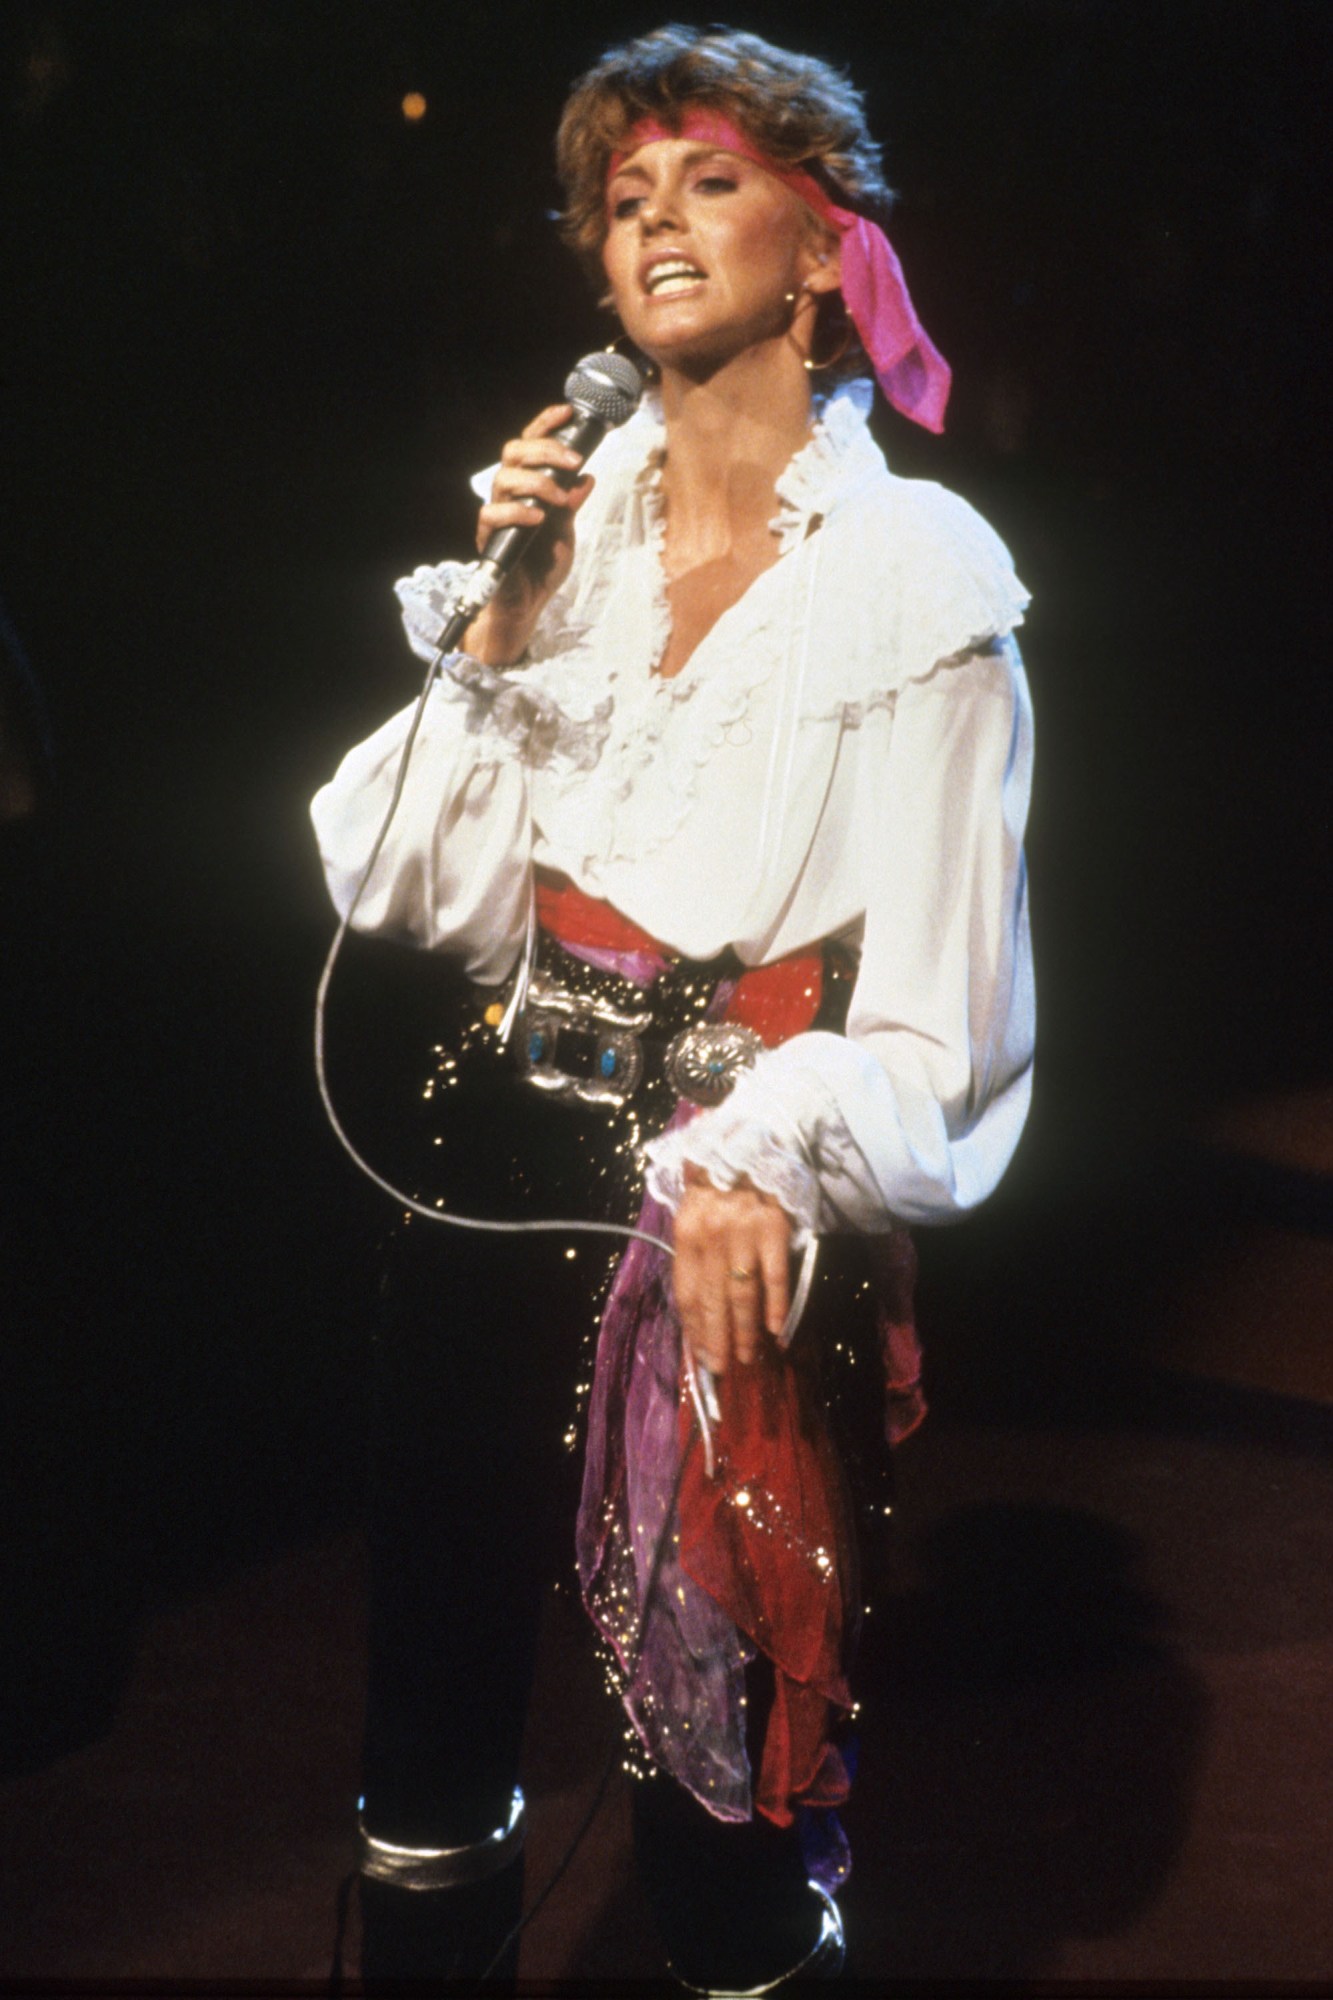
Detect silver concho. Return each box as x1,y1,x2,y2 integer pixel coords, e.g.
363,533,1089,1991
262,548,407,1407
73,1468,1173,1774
517,971,650,1110
663,1023,764,1107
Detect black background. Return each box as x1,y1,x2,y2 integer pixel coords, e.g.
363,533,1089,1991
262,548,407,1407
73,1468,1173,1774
3,1,1330,1766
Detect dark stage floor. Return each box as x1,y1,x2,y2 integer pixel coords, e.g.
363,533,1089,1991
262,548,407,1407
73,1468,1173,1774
3,1353,1330,1992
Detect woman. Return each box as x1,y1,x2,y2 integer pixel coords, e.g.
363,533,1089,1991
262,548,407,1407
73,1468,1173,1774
313,26,1033,1993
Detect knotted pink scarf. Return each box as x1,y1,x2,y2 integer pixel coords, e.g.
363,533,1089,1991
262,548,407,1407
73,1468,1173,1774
608,111,951,433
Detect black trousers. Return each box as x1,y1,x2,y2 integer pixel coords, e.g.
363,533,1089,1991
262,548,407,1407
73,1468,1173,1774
361,1214,594,1849
351,954,854,1986
361,1211,827,1992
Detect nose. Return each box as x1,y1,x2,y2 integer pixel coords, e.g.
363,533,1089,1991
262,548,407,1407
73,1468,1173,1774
639,191,682,236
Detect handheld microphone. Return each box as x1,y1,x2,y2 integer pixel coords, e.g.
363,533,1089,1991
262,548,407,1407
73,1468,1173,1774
456,351,644,624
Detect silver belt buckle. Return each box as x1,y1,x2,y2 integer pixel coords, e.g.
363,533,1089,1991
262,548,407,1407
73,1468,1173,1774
518,969,653,1109
663,1023,764,1106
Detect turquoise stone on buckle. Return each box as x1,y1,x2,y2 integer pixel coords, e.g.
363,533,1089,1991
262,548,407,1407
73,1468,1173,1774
662,1022,765,1107
518,969,651,1109
516,970,764,1110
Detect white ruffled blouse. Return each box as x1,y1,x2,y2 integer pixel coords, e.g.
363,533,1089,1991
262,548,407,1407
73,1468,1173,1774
310,382,1035,1240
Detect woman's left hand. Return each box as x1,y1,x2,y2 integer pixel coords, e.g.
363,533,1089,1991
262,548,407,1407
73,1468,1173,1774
673,1167,792,1376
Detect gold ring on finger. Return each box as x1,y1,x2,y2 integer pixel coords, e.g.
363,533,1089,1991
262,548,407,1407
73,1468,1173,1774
729,1266,758,1283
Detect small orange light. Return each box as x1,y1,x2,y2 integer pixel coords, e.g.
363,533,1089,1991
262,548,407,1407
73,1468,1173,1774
401,91,427,122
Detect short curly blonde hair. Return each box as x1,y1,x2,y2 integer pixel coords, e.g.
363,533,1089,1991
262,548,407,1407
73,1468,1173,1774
556,25,894,286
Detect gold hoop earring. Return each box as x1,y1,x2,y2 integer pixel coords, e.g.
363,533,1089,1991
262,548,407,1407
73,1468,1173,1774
804,300,853,374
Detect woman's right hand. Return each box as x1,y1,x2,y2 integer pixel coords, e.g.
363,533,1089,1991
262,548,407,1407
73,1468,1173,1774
464,404,595,666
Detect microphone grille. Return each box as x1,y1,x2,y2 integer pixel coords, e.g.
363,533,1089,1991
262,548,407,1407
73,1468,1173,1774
565,351,645,428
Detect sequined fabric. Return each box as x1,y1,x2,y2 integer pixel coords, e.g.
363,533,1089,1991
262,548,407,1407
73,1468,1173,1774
673,1334,857,1831
574,1129,875,1863
576,1142,757,1821
538,887,864,1876
415,877,922,1894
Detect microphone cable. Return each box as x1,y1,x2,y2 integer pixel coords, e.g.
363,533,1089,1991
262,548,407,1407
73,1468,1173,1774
313,350,826,1984
313,634,678,1267
317,584,719,1996
314,347,679,1264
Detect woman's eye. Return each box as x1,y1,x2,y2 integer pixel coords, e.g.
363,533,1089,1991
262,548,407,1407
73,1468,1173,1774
611,194,643,220
694,174,738,195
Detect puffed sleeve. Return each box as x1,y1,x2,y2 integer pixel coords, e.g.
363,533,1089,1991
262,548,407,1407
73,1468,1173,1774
643,638,1035,1238
311,533,618,981
309,671,534,985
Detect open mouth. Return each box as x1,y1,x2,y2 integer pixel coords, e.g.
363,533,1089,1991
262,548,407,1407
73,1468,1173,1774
644,258,706,296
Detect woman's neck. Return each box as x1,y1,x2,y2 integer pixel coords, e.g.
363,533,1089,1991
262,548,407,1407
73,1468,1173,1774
656,346,815,571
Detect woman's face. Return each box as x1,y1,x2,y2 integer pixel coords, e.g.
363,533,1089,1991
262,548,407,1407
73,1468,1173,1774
602,136,831,374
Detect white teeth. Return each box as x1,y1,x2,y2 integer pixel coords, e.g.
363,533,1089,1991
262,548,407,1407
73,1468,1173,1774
646,260,703,294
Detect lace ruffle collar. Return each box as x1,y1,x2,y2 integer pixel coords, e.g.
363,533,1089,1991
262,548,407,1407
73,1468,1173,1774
620,377,879,555
770,379,878,551
458,374,1026,876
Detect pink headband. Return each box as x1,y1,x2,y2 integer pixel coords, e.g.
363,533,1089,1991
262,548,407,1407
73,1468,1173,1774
607,112,951,433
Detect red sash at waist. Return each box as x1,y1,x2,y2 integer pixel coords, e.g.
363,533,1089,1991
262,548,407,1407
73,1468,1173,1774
534,869,824,1047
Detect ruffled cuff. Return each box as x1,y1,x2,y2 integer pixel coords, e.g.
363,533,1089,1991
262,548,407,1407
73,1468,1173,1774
395,564,611,772
642,1090,822,1247
395,562,480,664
